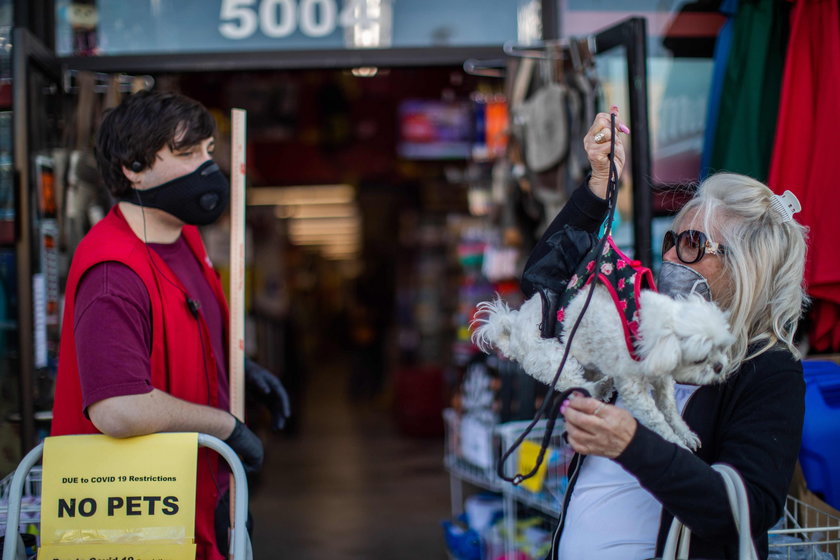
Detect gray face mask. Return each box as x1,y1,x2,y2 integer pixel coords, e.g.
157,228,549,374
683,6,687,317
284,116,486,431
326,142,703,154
657,261,712,301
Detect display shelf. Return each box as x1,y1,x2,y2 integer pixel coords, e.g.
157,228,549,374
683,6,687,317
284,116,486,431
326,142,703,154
444,456,500,494
444,408,570,558
505,486,561,519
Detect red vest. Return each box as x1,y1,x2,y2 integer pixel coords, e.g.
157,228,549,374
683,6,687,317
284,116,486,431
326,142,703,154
52,205,229,560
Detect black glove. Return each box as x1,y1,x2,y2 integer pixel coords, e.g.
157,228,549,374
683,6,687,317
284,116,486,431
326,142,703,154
224,417,264,475
245,359,291,431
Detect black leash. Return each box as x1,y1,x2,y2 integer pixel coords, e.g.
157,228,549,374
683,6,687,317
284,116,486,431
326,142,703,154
497,112,621,485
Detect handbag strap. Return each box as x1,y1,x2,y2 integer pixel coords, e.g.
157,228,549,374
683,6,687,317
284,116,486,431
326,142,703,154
716,464,759,560
663,510,691,559
661,464,759,560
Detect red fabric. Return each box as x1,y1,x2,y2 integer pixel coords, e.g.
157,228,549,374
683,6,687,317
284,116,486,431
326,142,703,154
52,206,229,560
73,242,229,412
768,0,840,352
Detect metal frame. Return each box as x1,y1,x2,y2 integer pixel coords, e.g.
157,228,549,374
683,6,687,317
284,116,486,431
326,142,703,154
14,0,55,51
1,433,251,560
541,0,560,41
12,27,63,456
60,45,505,73
594,17,652,265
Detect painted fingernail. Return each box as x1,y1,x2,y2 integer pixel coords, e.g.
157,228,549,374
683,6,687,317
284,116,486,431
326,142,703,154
610,105,619,114
619,123,631,134
560,400,569,413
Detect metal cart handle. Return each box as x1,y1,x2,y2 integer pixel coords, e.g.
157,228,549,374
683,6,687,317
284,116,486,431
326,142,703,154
2,433,251,560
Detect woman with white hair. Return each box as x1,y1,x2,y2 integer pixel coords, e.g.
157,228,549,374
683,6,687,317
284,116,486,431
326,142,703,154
530,108,809,559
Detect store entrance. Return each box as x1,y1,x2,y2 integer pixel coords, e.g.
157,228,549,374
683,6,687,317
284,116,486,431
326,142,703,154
174,64,487,421
171,65,494,557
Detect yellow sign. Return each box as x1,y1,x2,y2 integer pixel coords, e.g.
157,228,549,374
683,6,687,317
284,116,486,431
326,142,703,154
516,440,550,493
39,433,198,551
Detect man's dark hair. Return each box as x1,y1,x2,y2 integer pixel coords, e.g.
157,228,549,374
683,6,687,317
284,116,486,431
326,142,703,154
95,90,215,197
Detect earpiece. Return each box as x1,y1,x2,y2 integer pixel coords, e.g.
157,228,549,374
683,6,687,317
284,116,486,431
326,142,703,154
130,161,143,172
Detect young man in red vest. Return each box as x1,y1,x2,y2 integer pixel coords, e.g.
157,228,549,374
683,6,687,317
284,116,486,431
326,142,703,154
51,91,289,559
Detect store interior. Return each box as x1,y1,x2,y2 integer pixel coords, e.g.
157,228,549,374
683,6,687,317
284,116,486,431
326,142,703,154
181,66,495,558
173,64,498,429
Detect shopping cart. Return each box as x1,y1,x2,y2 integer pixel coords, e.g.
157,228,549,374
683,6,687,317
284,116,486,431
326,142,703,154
494,419,572,518
443,408,501,493
769,495,840,559
0,433,251,560
444,411,570,559
0,465,40,545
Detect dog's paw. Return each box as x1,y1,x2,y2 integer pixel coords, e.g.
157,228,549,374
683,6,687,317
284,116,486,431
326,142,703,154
681,430,701,451
664,416,702,451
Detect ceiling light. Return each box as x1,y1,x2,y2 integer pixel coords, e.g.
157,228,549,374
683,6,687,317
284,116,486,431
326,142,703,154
351,67,379,77
248,185,355,206
274,204,357,219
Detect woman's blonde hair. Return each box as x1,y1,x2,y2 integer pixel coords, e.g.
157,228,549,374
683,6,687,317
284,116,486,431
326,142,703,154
673,173,809,369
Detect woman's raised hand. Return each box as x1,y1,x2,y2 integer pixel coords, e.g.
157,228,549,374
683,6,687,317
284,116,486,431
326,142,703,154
583,106,631,200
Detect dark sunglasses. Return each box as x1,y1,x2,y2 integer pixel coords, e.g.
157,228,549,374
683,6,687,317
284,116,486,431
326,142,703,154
662,230,726,264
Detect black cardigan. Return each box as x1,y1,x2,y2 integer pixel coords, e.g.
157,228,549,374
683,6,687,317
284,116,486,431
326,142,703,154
528,186,805,560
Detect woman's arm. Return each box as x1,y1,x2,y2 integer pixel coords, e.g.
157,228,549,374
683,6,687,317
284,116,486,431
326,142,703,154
520,184,609,297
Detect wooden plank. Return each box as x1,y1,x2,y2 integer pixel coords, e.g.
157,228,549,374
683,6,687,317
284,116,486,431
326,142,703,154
229,108,247,421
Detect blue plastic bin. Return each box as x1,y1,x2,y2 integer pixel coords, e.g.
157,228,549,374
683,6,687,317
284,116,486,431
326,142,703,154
800,360,840,509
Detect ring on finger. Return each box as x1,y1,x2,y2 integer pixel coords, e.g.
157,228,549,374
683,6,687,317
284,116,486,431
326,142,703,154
593,130,609,144
593,403,606,417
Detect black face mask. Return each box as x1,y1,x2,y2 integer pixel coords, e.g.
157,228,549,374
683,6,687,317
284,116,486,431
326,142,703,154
121,160,229,226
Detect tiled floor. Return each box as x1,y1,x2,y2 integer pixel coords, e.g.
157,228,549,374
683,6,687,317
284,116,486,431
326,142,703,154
248,361,452,559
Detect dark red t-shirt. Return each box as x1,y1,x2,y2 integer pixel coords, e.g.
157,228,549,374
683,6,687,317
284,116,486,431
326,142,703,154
74,235,230,412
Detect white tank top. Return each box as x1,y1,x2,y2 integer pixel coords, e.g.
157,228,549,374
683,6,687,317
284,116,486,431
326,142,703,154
555,384,699,560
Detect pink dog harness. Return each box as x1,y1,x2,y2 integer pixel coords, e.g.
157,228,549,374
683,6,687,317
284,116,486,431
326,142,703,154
557,236,656,360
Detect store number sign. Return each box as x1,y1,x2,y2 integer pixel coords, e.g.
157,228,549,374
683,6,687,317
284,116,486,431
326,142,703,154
219,0,386,40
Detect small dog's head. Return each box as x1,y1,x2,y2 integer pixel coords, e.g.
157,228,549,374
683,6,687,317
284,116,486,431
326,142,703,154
637,291,735,384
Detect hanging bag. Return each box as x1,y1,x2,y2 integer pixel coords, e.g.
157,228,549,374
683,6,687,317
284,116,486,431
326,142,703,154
512,51,569,174
660,463,760,560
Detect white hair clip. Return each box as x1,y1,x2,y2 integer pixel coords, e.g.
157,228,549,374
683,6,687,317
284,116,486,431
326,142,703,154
770,190,802,223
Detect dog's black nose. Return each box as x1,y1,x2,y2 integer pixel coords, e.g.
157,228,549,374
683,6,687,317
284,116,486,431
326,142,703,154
714,363,723,374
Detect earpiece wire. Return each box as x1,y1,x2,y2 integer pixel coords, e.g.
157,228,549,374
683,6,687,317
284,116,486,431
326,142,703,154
134,191,227,495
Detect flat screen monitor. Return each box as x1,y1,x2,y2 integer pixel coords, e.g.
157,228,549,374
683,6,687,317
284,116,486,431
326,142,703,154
397,99,472,160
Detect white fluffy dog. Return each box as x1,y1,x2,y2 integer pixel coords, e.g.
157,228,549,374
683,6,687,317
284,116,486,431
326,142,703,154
471,286,735,449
